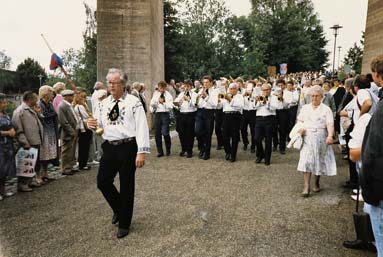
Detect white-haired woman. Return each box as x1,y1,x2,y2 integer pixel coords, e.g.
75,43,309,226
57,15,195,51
38,85,59,184
297,85,336,197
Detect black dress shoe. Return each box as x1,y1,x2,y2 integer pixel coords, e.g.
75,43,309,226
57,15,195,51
117,228,130,239
280,150,286,155
186,152,193,158
179,151,186,157
198,151,204,159
230,157,236,162
225,153,231,160
243,144,248,151
203,154,210,160
273,146,277,152
255,158,263,163
343,240,377,253
157,153,164,158
112,213,119,225
166,151,171,156
250,148,255,153
265,161,270,166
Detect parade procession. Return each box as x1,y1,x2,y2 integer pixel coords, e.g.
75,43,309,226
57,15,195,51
1,0,383,256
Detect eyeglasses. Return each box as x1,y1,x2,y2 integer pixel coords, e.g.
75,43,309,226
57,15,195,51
107,81,122,85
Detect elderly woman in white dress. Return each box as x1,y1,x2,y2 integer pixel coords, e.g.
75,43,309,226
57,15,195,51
297,85,337,197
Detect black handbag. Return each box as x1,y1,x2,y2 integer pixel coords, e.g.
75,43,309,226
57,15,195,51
352,186,375,242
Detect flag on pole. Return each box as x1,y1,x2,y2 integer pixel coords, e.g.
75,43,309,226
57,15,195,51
49,53,64,70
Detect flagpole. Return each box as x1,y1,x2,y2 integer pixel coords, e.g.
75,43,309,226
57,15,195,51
41,34,77,90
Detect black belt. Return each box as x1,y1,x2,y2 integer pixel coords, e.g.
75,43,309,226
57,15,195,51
180,112,196,115
256,115,275,119
224,111,241,115
106,137,135,146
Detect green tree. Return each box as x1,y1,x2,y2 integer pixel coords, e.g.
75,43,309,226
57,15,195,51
250,0,329,72
343,32,364,74
60,3,97,92
164,0,188,81
343,43,363,74
0,50,12,69
180,0,231,79
16,58,47,92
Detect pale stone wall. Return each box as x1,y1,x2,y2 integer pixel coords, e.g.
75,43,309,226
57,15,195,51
362,0,383,74
97,0,164,127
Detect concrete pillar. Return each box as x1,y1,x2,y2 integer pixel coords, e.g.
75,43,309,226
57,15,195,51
362,0,383,74
97,0,164,109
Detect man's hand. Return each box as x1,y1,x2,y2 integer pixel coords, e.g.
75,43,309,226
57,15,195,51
8,128,16,137
298,128,305,136
135,153,145,168
87,118,98,130
24,143,31,150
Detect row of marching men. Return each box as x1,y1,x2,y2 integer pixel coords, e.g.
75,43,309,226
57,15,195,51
150,76,300,165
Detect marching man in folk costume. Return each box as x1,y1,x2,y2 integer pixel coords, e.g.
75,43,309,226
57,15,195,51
221,83,245,162
273,79,290,154
253,83,283,166
241,80,257,153
150,81,174,157
196,75,219,160
174,80,197,158
88,68,150,239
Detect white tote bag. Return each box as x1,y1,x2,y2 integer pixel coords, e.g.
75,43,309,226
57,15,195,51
15,147,38,177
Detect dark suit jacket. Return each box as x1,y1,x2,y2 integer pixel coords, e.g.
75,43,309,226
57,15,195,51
58,101,77,142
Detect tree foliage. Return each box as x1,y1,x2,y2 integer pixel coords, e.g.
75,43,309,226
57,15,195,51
16,58,47,92
343,32,364,74
250,0,329,72
58,3,97,92
0,50,12,70
164,0,329,81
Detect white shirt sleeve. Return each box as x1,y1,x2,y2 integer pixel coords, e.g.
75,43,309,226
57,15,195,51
230,94,244,110
357,89,371,106
205,89,219,108
133,101,150,154
269,95,282,110
349,114,371,149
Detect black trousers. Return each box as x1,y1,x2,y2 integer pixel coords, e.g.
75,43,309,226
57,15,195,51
223,113,242,160
241,110,256,149
345,124,358,184
254,116,276,163
214,109,223,147
177,112,196,154
154,112,171,155
287,105,298,139
78,129,93,169
97,140,137,229
195,109,205,152
273,109,289,151
195,109,215,156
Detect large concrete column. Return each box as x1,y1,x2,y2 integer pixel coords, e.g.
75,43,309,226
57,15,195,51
97,0,164,101
362,0,383,74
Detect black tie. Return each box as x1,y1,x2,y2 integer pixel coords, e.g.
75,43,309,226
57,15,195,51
109,100,119,121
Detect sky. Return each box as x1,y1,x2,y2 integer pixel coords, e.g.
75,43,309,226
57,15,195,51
0,0,367,73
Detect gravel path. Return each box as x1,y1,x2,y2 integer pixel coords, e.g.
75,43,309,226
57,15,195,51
0,138,374,257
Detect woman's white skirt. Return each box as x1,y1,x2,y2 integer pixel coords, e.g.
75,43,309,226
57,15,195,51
297,129,337,176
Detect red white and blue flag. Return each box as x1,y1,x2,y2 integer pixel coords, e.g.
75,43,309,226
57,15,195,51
49,53,64,70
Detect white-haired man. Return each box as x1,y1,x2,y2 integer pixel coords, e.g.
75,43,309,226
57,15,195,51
88,68,150,239
253,83,283,165
221,83,244,162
